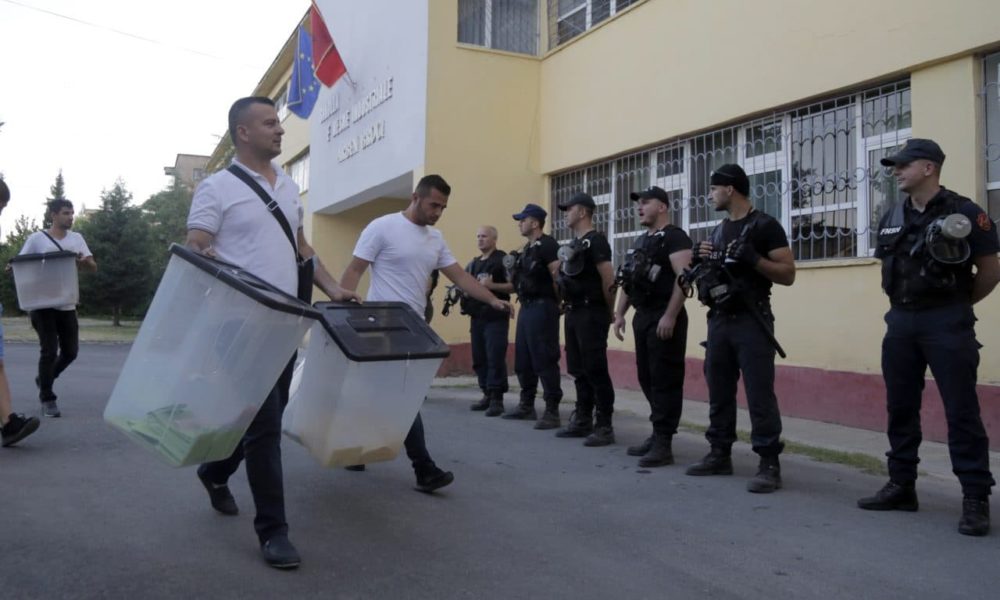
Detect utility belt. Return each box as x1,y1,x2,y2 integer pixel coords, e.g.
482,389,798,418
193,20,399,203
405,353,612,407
519,295,557,306
708,297,774,320
563,297,607,313
633,300,668,314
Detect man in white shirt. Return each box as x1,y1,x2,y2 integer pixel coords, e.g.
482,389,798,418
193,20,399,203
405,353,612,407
186,96,359,570
340,174,513,493
18,199,97,418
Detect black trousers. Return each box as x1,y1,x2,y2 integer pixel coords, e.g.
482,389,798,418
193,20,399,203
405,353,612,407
565,304,615,426
198,356,295,544
704,311,783,456
30,308,79,403
403,412,434,472
634,307,687,436
882,304,994,496
514,299,563,407
470,316,509,393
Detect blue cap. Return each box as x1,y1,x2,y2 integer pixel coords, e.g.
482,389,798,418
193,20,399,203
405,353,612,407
513,203,547,221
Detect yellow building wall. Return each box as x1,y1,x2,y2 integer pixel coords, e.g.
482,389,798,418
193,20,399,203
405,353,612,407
421,1,545,344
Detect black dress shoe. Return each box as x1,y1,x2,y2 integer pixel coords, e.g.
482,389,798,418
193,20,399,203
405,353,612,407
261,535,301,569
197,471,239,516
414,465,455,493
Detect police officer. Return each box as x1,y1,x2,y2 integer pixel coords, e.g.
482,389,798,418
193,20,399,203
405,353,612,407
464,226,511,417
858,139,1000,537
554,193,617,446
613,186,693,465
501,204,564,427
685,164,795,494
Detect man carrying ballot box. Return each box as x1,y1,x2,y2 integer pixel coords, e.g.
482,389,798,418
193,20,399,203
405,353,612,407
18,198,97,419
340,174,513,493
186,96,359,569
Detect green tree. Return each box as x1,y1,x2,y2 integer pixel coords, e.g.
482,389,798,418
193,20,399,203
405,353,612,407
142,179,193,280
0,214,40,314
76,180,156,325
44,170,67,228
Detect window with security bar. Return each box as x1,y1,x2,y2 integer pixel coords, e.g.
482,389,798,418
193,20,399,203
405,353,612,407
547,0,638,49
458,0,539,55
550,80,912,265
985,51,1000,221
287,152,310,193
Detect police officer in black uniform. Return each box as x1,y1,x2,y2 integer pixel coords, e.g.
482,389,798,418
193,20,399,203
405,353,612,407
857,139,1000,537
684,164,796,494
501,203,564,427
464,226,511,417
613,186,693,466
554,193,617,446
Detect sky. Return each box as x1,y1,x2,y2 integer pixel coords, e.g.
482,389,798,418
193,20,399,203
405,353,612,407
0,0,310,233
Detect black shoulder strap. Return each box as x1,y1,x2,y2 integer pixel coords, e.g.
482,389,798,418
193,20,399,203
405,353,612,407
226,165,299,258
41,231,64,251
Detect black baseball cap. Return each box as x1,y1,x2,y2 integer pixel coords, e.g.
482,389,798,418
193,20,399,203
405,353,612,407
710,164,750,196
558,192,596,211
880,138,946,166
513,203,547,221
629,185,670,204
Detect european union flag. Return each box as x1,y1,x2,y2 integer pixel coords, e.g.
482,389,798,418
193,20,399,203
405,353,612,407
288,25,319,119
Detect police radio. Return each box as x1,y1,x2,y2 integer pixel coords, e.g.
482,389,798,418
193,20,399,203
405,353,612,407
924,213,972,265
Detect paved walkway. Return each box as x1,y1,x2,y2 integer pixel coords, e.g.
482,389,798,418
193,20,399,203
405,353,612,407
433,375,1000,484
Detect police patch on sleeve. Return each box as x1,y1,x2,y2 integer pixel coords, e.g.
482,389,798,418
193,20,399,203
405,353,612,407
977,212,993,232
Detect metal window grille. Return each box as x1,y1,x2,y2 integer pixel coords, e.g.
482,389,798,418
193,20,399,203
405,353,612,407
547,0,636,49
550,80,912,265
287,152,310,193
275,86,289,122
458,0,539,55
984,51,1000,221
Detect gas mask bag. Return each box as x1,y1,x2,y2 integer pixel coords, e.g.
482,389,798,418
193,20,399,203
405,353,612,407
925,213,971,265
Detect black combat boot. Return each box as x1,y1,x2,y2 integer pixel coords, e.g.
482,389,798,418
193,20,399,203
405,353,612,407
534,401,561,430
638,434,673,467
627,435,653,457
555,410,593,438
583,413,614,447
747,454,782,493
857,481,919,511
501,402,537,420
484,390,505,417
470,391,490,412
958,495,990,537
685,447,734,476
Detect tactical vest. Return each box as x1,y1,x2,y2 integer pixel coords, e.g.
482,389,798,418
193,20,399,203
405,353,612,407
877,190,971,308
511,239,554,300
557,236,595,305
621,227,676,309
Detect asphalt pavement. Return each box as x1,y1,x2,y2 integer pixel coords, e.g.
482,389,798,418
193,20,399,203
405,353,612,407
1,343,998,599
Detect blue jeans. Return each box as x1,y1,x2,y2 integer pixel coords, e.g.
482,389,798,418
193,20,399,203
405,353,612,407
882,304,994,495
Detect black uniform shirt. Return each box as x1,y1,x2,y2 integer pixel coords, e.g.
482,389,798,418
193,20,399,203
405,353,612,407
714,211,789,300
465,250,510,319
563,229,613,307
518,234,560,300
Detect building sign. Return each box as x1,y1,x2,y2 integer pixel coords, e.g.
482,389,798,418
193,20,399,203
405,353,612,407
309,1,428,214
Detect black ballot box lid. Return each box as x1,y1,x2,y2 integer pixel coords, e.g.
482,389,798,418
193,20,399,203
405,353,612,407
168,243,322,319
313,301,451,362
9,250,79,264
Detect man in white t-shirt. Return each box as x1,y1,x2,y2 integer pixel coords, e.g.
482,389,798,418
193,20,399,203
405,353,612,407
186,96,359,570
18,199,96,418
341,174,513,493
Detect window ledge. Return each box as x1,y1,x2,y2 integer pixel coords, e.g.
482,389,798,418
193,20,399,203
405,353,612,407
796,257,879,269
455,43,541,61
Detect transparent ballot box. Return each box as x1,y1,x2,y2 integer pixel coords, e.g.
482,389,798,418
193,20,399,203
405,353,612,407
104,244,319,467
283,302,450,468
9,250,80,311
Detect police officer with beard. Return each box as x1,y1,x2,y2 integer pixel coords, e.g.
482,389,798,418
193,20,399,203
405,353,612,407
684,164,795,494
499,204,564,426
613,186,693,466
554,193,617,446
857,139,1000,537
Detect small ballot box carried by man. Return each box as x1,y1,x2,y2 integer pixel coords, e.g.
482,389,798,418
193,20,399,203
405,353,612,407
284,301,450,468
104,244,319,467
9,250,79,311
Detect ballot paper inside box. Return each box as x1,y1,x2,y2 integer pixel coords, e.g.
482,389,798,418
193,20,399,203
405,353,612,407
284,301,450,468
104,244,319,467
9,250,80,311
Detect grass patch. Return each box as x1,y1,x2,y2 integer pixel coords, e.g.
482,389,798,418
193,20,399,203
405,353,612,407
679,420,887,476
2,316,140,343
